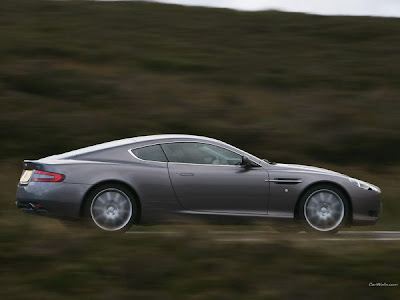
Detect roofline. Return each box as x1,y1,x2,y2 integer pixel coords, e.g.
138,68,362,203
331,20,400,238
42,134,222,160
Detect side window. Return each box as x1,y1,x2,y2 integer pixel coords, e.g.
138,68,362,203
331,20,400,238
161,143,242,166
132,145,168,162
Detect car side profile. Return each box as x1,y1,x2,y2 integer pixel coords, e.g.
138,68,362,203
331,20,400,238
16,134,381,233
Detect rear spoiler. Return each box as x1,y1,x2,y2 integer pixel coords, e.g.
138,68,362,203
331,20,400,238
23,160,44,171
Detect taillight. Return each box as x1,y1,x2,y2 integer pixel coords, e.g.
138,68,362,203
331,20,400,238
31,170,65,182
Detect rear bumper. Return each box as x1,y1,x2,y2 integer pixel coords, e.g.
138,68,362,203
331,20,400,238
16,201,49,216
16,182,91,218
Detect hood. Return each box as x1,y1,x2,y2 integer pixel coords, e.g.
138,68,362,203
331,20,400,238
272,163,348,178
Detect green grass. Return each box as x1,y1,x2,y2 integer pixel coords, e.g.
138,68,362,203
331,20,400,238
0,217,400,300
0,2,400,297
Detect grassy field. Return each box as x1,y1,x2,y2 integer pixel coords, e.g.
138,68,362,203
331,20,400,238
0,1,400,298
1,218,400,299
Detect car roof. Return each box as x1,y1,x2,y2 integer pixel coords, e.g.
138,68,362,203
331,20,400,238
132,134,219,143
42,134,221,160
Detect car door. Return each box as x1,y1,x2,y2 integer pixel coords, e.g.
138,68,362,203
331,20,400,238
161,142,269,214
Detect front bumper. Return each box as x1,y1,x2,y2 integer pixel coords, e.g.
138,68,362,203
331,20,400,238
351,191,382,226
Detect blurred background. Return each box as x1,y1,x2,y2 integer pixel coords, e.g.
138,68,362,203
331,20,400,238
0,0,399,299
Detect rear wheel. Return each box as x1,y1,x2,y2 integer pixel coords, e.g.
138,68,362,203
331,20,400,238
298,185,348,233
84,184,137,232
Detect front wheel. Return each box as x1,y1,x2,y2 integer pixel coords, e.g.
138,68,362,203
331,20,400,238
298,185,348,233
85,184,137,232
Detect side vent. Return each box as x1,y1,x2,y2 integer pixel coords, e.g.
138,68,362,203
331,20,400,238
267,178,302,184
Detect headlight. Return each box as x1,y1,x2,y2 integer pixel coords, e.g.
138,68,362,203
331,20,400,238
348,178,380,192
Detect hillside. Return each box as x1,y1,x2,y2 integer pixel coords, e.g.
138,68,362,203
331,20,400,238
1,1,400,298
1,0,400,161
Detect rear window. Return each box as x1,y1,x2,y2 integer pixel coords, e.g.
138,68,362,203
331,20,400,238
131,145,168,162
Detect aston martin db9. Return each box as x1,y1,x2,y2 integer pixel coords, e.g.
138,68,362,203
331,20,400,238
16,134,381,233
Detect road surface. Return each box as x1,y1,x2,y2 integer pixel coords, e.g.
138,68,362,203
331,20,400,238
126,230,400,242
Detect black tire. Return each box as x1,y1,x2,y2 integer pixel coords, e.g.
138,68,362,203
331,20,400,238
297,184,349,234
83,183,138,233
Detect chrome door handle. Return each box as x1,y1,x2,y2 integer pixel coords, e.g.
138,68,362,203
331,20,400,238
178,173,194,176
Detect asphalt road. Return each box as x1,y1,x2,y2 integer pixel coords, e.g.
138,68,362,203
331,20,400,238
126,230,400,242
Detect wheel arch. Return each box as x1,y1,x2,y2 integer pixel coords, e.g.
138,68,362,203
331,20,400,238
293,180,353,224
79,179,142,223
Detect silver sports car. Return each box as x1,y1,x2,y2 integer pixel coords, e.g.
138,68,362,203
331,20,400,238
16,134,381,233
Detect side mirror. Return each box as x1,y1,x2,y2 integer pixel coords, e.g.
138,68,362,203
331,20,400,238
241,156,256,168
